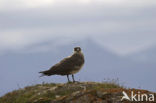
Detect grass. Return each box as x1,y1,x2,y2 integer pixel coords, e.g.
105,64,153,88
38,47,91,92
0,82,122,103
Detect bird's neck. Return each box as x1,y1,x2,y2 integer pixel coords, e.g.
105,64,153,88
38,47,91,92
73,51,84,57
73,51,82,54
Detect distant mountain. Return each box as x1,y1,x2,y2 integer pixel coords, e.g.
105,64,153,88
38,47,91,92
125,46,156,63
0,39,156,97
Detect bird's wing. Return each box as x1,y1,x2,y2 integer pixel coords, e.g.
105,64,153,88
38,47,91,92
48,56,76,75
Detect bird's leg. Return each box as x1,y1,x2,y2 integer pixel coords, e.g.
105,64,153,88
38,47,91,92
72,74,75,82
67,75,70,83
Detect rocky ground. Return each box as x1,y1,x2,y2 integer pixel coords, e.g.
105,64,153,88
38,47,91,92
0,82,155,103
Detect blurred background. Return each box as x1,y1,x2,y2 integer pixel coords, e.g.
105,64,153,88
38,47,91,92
0,0,156,96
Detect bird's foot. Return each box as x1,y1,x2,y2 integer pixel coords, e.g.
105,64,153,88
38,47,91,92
67,81,72,84
73,81,80,83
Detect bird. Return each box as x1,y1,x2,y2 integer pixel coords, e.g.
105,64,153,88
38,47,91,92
39,47,85,82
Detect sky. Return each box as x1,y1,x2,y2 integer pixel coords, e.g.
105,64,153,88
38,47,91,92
0,0,156,55
0,0,156,96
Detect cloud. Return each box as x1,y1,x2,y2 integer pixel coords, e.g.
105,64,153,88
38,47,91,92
0,0,156,55
1,0,156,11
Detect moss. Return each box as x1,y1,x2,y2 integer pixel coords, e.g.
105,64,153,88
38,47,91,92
0,82,122,103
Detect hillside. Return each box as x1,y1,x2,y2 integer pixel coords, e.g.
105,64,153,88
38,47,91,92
0,82,155,103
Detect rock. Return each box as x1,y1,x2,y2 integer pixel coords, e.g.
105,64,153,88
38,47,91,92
0,82,156,103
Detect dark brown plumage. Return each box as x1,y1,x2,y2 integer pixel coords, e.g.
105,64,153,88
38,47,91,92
39,47,84,82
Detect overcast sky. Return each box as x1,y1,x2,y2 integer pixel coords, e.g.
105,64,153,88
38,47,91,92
0,0,156,97
0,0,156,55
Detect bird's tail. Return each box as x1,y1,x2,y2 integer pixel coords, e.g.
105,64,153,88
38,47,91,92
39,70,53,77
39,71,46,77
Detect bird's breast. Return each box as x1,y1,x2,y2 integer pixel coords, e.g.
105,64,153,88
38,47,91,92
69,52,84,74
70,64,84,74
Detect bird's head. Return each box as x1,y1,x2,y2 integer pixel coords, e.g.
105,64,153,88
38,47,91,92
74,47,81,53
